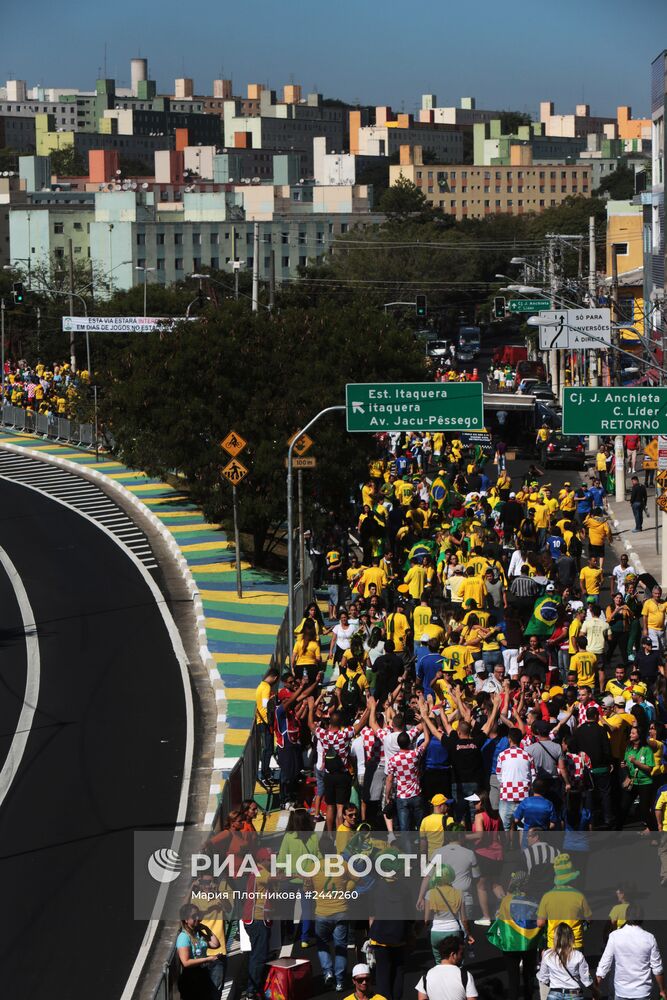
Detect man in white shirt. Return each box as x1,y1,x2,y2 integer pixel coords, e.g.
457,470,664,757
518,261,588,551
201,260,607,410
611,553,636,597
596,905,666,1000
581,604,607,657
416,935,477,1000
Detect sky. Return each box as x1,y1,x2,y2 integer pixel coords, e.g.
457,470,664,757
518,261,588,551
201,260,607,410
2,0,666,118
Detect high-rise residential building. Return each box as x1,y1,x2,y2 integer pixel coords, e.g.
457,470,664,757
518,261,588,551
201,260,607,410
643,50,666,334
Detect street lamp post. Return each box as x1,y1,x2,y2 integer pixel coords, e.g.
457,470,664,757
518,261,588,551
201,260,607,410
1,298,5,413
135,265,155,318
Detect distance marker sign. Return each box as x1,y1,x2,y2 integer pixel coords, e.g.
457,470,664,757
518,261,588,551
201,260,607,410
345,382,483,432
562,387,667,436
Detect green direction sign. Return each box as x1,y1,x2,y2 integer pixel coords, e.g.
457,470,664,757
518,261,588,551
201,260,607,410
507,298,551,313
345,382,483,432
562,387,667,435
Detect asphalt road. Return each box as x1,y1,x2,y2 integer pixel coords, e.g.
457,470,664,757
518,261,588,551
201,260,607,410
0,477,188,1000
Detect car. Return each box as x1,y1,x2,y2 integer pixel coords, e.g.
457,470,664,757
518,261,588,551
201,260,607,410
456,346,476,363
544,431,586,470
426,340,450,359
529,381,557,402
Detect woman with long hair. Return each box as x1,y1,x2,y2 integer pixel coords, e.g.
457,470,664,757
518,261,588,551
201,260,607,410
621,724,658,830
292,617,322,685
294,601,327,636
537,923,597,1000
176,904,222,1000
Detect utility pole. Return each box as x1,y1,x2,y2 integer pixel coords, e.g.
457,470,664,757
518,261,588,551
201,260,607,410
68,238,76,372
610,243,625,503
251,222,259,313
36,306,41,357
1,298,5,413
298,468,305,584
547,238,559,397
588,216,599,452
269,248,276,311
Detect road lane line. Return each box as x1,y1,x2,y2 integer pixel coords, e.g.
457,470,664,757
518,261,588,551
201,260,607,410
0,544,40,809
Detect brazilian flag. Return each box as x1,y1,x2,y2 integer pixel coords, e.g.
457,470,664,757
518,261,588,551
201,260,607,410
524,593,562,636
487,895,544,952
430,475,449,509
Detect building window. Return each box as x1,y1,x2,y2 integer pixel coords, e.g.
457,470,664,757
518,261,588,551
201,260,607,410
74,245,82,253
539,199,545,207
137,258,146,268
282,255,289,267
416,171,422,180
495,200,501,207
54,222,64,234
193,257,201,271
174,233,182,245
484,200,490,208
210,233,219,245
193,233,201,245
175,258,183,270
156,233,165,245
54,247,64,258
156,260,164,270
137,233,145,246
210,257,219,270
73,222,82,231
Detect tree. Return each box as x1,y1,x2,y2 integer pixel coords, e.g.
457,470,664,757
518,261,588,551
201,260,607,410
593,164,635,201
98,300,425,564
499,110,532,134
379,174,430,221
50,146,87,177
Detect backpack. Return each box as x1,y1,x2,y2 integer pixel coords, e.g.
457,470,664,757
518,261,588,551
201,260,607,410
324,746,345,773
340,672,364,713
266,694,276,731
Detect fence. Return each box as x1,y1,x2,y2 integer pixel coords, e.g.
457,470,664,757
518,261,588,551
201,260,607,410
0,402,96,449
150,554,314,1000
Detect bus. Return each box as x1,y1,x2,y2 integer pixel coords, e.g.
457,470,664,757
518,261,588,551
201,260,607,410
457,325,481,356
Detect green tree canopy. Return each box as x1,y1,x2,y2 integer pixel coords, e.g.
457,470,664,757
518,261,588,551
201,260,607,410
50,146,87,176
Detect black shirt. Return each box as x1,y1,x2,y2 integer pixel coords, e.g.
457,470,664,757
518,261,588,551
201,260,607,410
630,483,648,506
373,652,404,700
636,649,661,685
571,722,611,769
556,555,576,587
443,727,486,785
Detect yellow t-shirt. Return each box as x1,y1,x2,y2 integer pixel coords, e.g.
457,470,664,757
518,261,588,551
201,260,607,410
568,619,582,655
467,555,490,578
413,605,433,634
609,902,629,928
596,452,608,472
360,565,387,592
335,667,369,691
419,813,455,856
432,680,457,711
580,566,603,595
421,623,445,646
655,790,667,831
482,630,506,652
603,712,635,760
255,680,273,725
559,489,576,512
460,576,487,609
537,428,550,442
387,612,410,652
293,639,321,666
642,598,667,630
361,484,375,508
585,516,610,546
570,651,597,688
533,503,550,529
404,565,427,599
441,644,473,681
462,609,491,628
537,888,592,949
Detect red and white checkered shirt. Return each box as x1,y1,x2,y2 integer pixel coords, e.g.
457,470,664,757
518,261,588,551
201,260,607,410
564,751,592,785
315,725,355,767
386,745,425,799
577,700,601,727
496,746,536,802
362,725,391,767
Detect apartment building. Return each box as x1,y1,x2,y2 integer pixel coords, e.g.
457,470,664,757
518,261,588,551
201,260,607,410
390,145,591,220
642,50,666,328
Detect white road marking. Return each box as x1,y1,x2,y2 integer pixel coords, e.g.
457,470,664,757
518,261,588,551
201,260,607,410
0,545,40,809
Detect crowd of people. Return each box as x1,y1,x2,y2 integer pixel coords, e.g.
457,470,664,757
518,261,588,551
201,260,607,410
179,429,667,1000
0,359,89,418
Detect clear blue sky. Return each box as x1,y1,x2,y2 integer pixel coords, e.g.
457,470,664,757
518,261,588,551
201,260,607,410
2,0,665,118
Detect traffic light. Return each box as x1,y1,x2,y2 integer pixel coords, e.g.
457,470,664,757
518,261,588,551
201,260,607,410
415,293,427,319
12,282,24,305
493,295,506,320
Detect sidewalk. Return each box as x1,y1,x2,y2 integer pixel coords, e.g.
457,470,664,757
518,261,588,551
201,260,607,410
605,472,661,581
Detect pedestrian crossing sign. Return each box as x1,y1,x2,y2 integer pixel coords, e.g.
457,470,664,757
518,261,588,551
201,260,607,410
221,430,247,457
221,458,249,485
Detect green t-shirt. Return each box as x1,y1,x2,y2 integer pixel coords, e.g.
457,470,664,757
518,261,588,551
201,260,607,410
624,745,654,786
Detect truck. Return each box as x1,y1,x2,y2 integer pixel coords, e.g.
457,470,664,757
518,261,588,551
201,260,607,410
457,325,481,357
493,345,527,366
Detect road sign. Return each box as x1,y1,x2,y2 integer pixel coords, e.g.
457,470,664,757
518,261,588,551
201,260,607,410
659,435,667,471
657,470,667,487
345,382,483,432
507,298,551,314
288,432,313,456
562,387,667,436
538,308,612,350
221,430,247,457
284,456,317,469
221,458,249,485
658,494,667,512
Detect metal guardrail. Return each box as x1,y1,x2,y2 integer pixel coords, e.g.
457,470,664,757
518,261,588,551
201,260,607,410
0,402,96,449
151,555,314,1000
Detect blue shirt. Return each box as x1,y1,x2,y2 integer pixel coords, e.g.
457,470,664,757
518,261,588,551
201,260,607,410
546,535,565,560
176,930,208,959
576,492,592,515
588,485,606,509
425,736,450,769
417,652,444,699
482,735,509,777
513,796,559,848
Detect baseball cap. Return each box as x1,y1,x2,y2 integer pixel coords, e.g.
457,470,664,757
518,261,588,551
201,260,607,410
546,583,556,592
586,595,597,604
474,662,486,673
602,695,614,708
420,633,430,642
641,636,653,645
352,964,371,979
464,792,481,803
564,481,571,486
430,793,454,806
509,492,516,498
613,696,626,707
633,682,648,696
464,674,476,684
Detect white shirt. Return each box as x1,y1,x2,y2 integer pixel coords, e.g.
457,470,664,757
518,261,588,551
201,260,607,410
537,949,592,990
332,622,357,650
581,616,607,655
508,549,525,578
350,733,365,778
596,923,663,998
612,563,635,596
416,964,478,1000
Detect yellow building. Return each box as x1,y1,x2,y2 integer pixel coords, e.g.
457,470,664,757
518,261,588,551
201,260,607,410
605,200,645,343
389,144,591,221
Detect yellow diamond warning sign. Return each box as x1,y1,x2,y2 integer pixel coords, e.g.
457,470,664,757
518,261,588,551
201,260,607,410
221,458,249,485
221,430,247,457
